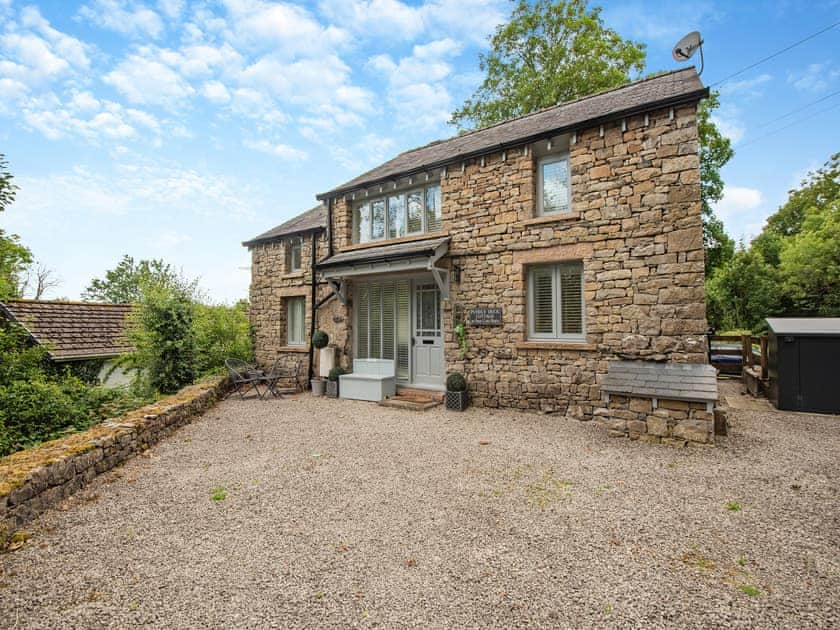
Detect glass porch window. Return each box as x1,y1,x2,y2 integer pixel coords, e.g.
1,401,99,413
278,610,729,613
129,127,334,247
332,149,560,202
355,279,410,380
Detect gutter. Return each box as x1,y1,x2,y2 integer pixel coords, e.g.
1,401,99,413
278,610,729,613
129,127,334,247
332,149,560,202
315,88,709,202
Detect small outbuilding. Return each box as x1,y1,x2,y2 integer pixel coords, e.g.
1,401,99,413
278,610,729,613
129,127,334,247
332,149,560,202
766,318,840,414
0,300,135,387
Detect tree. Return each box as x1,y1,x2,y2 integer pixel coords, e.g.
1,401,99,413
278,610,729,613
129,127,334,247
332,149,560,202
697,92,736,275
128,283,197,395
0,154,32,300
83,255,184,303
706,247,782,332
449,0,646,130
18,262,61,299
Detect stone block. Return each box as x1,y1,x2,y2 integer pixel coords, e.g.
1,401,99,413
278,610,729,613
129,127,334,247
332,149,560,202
646,415,670,437
629,397,653,413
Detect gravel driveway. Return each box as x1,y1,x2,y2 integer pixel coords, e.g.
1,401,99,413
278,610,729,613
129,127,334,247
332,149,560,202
2,391,839,628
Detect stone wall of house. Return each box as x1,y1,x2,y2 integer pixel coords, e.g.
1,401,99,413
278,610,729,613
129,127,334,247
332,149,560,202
0,377,228,547
320,102,707,415
248,230,353,382
594,395,715,445
437,104,708,416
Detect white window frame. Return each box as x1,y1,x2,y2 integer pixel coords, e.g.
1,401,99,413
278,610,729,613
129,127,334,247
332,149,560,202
286,237,302,272
287,296,306,346
537,153,572,216
527,262,585,341
352,182,442,244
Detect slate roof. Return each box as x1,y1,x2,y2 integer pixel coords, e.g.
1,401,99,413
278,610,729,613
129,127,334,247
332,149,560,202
602,360,718,403
767,318,840,336
0,300,135,361
243,203,326,248
317,236,450,269
318,68,707,199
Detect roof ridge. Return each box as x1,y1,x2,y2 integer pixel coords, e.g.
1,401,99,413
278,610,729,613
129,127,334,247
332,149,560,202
398,67,696,155
3,299,134,307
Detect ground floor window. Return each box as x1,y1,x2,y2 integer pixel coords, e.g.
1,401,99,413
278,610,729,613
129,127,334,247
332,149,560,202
287,296,305,346
528,261,584,340
356,279,410,380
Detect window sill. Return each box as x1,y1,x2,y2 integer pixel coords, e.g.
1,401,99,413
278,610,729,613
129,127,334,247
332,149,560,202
515,341,596,351
276,345,309,353
521,211,581,227
341,230,448,252
282,271,305,279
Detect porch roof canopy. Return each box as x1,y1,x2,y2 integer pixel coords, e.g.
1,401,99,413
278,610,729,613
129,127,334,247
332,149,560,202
317,237,449,279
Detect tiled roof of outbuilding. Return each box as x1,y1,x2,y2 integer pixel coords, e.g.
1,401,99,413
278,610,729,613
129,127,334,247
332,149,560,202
318,68,707,199
0,300,135,361
243,204,326,247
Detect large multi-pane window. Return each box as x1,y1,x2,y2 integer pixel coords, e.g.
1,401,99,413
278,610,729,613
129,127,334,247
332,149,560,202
355,279,410,381
528,262,584,340
353,183,442,244
537,154,571,215
287,296,305,346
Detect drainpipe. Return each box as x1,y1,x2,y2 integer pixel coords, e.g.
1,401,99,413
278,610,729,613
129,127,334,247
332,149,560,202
307,230,319,386
327,196,333,258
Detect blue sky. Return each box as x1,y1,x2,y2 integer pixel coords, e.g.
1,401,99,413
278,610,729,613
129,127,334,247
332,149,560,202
1,0,838,302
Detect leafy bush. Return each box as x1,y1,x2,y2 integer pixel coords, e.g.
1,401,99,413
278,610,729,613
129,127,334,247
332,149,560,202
446,372,467,392
193,300,253,376
328,366,346,382
312,330,329,349
129,284,197,395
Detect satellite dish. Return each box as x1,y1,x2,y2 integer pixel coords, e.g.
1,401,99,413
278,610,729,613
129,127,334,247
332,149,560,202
672,31,704,75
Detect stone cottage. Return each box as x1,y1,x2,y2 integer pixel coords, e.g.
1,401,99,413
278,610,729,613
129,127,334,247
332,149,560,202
245,68,714,438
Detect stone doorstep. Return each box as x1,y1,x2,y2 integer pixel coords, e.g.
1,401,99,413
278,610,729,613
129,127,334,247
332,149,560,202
378,395,441,412
396,386,445,403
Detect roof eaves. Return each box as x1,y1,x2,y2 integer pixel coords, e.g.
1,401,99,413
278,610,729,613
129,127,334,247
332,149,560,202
316,85,709,201
242,224,325,249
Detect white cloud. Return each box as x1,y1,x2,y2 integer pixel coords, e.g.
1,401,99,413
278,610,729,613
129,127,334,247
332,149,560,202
330,134,395,170
157,0,185,20
243,139,308,161
787,63,840,93
318,0,505,45
104,49,195,107
710,114,745,144
223,0,348,56
712,185,763,223
201,80,231,104
601,1,720,45
78,0,164,39
367,38,461,128
720,73,772,98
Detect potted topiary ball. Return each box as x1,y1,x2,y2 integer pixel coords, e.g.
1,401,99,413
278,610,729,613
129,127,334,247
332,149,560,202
326,366,347,398
312,330,329,349
445,372,468,411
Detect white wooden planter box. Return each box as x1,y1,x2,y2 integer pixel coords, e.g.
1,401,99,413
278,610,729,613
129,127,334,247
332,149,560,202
339,359,396,402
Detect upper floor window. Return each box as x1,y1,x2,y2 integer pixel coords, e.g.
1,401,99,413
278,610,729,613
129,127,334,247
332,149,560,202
537,153,571,216
286,237,301,272
528,261,584,341
353,183,441,244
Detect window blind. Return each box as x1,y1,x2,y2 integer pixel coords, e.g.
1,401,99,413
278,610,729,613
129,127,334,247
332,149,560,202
287,296,305,346
532,267,555,335
559,263,583,335
528,262,584,340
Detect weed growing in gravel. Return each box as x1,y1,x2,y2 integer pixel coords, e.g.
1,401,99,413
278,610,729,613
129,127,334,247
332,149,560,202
738,584,760,596
210,486,227,501
737,555,747,566
525,472,573,510
726,501,741,512
681,551,716,570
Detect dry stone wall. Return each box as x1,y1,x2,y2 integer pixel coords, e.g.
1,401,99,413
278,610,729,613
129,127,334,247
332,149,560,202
594,395,715,445
0,377,228,547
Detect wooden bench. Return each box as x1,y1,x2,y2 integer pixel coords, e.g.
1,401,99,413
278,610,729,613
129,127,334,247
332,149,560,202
339,359,396,402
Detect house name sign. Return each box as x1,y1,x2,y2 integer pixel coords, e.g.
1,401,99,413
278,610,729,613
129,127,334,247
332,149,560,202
467,307,503,326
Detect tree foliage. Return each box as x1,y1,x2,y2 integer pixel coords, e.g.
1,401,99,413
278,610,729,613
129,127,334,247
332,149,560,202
707,153,840,330
0,153,33,300
82,255,183,303
697,93,735,275
449,0,646,130
193,300,253,377
128,283,197,395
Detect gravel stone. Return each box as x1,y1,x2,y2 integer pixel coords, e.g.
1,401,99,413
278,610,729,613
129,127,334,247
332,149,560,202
1,393,838,628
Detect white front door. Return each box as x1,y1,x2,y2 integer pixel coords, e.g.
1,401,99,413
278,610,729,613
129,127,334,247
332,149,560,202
412,282,444,387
